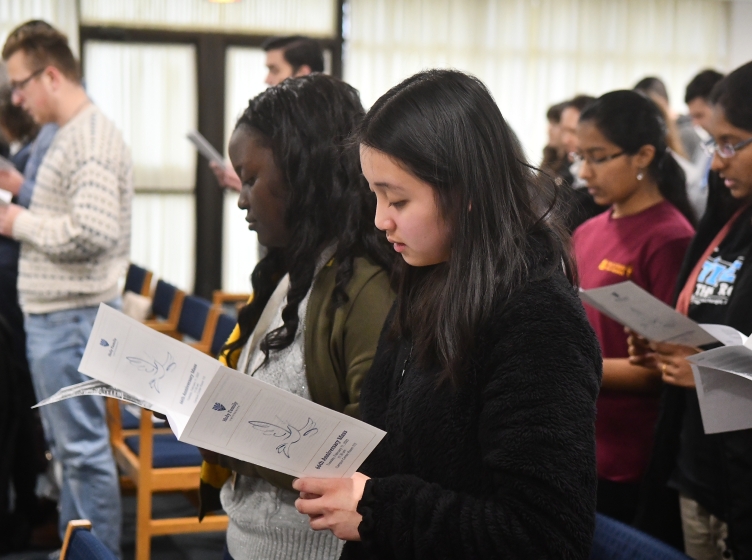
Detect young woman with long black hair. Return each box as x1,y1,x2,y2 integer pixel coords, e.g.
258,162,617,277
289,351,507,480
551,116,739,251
198,74,395,560
571,90,696,523
631,61,752,560
292,69,602,559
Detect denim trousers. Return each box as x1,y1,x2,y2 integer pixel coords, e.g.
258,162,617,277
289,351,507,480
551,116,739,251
25,303,122,558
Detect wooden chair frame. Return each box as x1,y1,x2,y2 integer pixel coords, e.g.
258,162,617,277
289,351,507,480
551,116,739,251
106,400,227,560
60,519,93,559
143,288,185,337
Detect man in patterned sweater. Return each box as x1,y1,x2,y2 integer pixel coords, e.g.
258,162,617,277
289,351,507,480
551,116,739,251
0,21,131,557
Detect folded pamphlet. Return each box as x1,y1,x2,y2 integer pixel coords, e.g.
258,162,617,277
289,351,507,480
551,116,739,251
36,304,386,479
580,281,727,347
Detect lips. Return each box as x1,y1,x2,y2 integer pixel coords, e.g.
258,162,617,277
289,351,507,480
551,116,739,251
387,237,406,253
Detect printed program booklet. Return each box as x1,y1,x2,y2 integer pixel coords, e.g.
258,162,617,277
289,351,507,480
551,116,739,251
36,304,386,479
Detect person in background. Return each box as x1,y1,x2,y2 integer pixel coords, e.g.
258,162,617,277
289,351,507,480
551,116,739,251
541,100,568,180
293,69,602,559
0,84,56,554
686,70,725,134
198,74,395,560
0,85,38,170
0,20,132,557
634,76,697,161
211,35,325,191
262,35,324,87
557,94,609,231
572,90,696,525
632,60,752,560
683,70,726,220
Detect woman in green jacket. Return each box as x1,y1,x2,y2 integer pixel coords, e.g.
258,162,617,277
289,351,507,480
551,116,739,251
199,74,395,560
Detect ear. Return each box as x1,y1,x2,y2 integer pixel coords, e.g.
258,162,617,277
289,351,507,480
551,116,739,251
43,65,65,91
632,144,656,171
293,64,313,77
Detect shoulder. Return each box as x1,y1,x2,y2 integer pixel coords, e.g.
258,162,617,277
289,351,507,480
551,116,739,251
483,271,600,378
311,255,393,310
573,209,610,239
640,203,695,255
69,106,129,162
651,202,695,238
492,271,587,335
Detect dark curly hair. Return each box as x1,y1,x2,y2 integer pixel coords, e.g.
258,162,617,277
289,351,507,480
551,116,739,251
223,74,395,366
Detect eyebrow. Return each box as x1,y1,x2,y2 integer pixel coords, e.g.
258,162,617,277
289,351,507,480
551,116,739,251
373,181,405,193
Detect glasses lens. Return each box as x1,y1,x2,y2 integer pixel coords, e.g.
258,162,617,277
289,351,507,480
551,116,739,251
718,144,735,158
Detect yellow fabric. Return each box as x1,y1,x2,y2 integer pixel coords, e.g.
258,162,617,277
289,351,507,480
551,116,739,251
199,297,249,490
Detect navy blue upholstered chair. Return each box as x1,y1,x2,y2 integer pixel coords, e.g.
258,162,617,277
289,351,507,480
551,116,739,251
143,279,185,335
124,264,153,296
61,520,116,560
590,514,690,560
177,295,213,343
211,313,237,357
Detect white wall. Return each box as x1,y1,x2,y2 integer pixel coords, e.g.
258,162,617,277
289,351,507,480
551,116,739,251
729,1,752,69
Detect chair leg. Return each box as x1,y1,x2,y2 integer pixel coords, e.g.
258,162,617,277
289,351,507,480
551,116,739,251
135,480,152,560
136,409,155,560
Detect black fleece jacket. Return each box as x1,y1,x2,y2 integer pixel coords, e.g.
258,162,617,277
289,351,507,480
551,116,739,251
341,269,602,560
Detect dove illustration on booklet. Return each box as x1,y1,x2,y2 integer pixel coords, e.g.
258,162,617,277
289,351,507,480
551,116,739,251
35,304,386,479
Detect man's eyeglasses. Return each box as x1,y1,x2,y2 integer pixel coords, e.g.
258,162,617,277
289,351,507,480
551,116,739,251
568,151,625,166
10,68,45,93
703,137,752,159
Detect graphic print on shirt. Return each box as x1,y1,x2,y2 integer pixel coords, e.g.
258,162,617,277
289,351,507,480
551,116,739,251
598,259,633,278
691,252,744,306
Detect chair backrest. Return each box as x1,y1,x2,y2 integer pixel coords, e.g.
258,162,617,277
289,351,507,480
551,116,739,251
152,280,179,319
177,295,213,341
124,264,152,296
61,520,117,560
590,514,690,560
211,313,237,357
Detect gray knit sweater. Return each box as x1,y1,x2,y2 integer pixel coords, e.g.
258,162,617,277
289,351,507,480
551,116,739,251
221,267,343,560
12,104,132,314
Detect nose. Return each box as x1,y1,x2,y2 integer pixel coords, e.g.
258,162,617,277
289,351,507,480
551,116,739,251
237,186,250,210
373,199,393,233
11,89,23,106
709,151,725,173
577,159,593,180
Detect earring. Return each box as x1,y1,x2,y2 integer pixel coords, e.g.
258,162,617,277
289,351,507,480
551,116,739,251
636,171,644,181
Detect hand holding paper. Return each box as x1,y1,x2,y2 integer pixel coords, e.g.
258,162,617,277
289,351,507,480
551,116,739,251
186,130,225,168
580,281,735,347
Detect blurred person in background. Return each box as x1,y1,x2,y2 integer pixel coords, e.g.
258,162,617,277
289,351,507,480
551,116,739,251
635,76,712,225
541,100,568,180
0,84,56,554
0,20,132,557
634,76,697,161
211,35,325,191
683,70,726,220
557,94,609,231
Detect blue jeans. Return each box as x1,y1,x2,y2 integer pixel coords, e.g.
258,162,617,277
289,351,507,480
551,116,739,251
25,303,122,558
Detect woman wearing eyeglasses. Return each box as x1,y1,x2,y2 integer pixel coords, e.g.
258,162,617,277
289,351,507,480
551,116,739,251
571,90,696,524
630,62,752,560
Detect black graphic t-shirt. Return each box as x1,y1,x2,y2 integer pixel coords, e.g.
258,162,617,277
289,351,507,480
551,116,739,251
689,207,752,322
670,207,752,517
